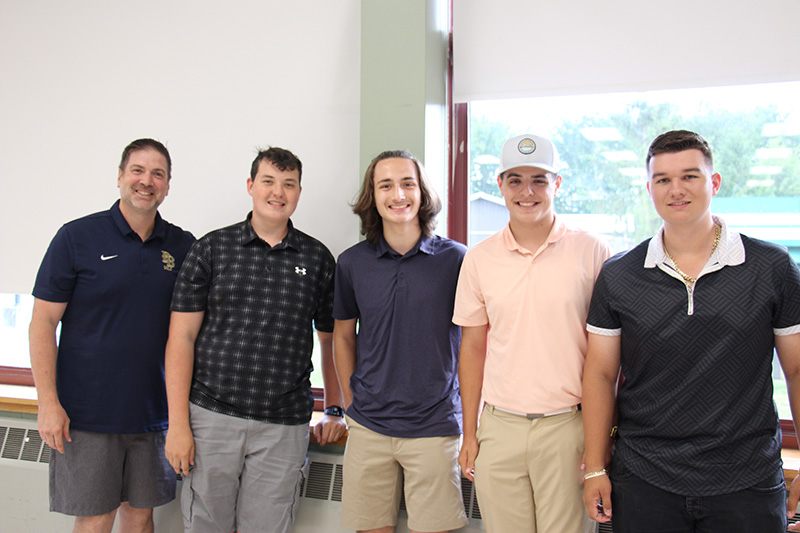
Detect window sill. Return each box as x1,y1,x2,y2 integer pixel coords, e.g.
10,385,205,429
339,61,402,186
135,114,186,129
0,385,348,446
0,384,37,414
784,448,800,485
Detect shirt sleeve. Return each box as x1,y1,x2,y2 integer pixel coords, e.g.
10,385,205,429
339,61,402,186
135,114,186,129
594,239,612,280
452,250,488,327
586,266,622,336
32,225,76,303
774,251,800,335
332,252,359,321
170,238,213,313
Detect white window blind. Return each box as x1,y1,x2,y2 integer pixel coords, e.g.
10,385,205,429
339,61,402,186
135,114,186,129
454,0,800,102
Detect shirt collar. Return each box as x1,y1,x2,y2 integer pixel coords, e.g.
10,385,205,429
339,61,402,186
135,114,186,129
239,213,300,251
502,215,567,255
374,234,434,258
109,199,166,242
644,215,745,269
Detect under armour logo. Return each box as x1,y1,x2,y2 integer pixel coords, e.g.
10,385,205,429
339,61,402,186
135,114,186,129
295,266,307,275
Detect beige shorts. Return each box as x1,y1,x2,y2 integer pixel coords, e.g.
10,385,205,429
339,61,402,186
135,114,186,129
473,404,594,533
341,416,468,532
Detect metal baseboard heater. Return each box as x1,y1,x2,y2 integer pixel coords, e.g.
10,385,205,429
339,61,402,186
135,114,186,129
9,417,786,533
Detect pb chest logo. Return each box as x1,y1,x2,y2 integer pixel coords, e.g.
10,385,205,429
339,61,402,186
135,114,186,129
162,251,176,271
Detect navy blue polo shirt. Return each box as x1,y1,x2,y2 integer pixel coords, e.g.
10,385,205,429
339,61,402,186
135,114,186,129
333,234,467,438
33,201,195,433
587,230,800,496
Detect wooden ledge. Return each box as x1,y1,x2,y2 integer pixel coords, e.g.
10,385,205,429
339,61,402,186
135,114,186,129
0,385,348,445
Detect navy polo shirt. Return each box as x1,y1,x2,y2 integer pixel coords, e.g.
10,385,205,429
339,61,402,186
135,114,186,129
33,201,195,433
333,234,467,438
587,231,800,496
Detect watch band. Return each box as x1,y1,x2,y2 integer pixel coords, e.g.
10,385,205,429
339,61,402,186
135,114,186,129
324,405,344,417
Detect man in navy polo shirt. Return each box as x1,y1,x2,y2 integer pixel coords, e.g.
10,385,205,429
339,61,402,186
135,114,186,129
30,138,195,532
333,150,468,533
581,130,800,532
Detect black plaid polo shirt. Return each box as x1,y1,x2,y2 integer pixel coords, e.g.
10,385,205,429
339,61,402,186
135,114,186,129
171,214,335,425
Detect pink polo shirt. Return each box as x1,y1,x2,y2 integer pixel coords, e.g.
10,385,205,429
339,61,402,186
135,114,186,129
453,218,610,413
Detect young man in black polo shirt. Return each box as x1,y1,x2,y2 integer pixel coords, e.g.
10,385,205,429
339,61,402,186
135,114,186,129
582,130,800,532
164,147,346,533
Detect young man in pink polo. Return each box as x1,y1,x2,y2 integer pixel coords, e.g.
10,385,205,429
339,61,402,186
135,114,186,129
454,134,609,532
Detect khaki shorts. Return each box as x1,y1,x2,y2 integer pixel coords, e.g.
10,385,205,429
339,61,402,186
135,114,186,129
49,429,175,516
473,405,594,533
341,416,467,532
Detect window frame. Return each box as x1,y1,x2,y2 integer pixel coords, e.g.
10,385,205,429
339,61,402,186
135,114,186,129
0,365,33,387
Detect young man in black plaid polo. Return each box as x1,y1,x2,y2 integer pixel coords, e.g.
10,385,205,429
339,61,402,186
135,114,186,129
164,147,346,533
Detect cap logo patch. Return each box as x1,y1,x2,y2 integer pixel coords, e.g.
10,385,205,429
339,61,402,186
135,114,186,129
518,138,536,155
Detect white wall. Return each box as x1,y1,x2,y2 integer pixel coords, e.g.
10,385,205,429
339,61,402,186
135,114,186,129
0,0,362,294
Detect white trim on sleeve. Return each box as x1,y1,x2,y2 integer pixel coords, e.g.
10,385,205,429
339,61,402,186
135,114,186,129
775,324,800,336
587,324,621,336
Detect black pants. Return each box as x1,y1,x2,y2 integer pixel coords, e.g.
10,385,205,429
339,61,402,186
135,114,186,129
609,460,787,533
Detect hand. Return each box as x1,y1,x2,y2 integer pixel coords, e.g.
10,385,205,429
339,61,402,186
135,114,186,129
165,425,195,476
583,474,613,523
787,472,800,528
37,400,71,454
314,415,347,446
459,436,479,482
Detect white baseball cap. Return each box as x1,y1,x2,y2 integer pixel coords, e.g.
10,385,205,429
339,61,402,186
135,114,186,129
498,134,561,175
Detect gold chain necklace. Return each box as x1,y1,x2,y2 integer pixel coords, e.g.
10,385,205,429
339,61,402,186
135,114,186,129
664,224,721,284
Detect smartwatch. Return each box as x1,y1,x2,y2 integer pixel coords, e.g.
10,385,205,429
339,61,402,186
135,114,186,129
324,405,344,417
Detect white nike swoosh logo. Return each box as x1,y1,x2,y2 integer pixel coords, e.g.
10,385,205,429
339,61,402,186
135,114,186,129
100,255,119,261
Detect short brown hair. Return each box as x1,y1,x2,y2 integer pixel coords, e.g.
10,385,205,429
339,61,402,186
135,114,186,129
250,146,303,183
352,150,442,244
646,130,714,173
119,139,172,180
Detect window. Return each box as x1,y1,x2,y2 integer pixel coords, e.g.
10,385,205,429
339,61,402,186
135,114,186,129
0,294,33,369
458,81,800,429
0,294,34,386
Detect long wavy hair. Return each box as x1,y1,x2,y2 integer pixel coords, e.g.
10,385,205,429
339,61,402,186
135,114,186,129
352,150,442,244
